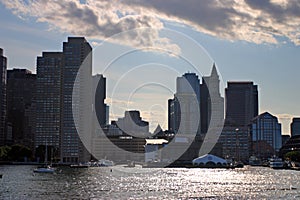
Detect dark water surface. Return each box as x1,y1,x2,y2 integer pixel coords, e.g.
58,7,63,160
1,165,300,199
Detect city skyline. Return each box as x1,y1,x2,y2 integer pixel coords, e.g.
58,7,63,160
1,1,300,133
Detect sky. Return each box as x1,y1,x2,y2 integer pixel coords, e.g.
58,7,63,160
1,0,300,134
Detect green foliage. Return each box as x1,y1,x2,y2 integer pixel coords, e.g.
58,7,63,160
284,151,300,162
0,146,11,161
0,144,32,161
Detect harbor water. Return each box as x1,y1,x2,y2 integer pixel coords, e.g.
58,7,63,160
1,165,300,199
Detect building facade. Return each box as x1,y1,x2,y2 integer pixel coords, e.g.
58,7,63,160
200,64,224,134
291,118,300,137
225,82,258,127
214,81,259,162
7,69,36,149
249,112,282,159
61,37,92,163
172,73,201,135
0,48,7,146
36,52,63,160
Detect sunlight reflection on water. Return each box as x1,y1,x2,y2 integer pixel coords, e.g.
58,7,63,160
0,165,300,199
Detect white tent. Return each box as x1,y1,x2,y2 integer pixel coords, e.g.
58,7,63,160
192,154,227,166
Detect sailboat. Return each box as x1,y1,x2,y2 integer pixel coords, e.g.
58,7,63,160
33,142,56,173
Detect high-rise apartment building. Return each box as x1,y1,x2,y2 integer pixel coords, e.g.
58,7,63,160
0,48,7,146
291,118,300,136
61,37,92,163
7,69,36,149
36,52,63,155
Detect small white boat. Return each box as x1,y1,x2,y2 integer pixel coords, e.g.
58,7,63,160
269,157,284,169
97,159,115,167
33,165,56,173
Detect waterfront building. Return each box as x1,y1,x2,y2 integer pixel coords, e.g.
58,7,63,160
200,64,224,134
249,112,282,159
145,139,168,163
168,72,202,162
291,118,300,136
282,135,291,146
215,81,258,162
7,69,36,149
61,37,92,163
280,135,300,156
0,48,7,146
218,124,250,162
36,52,63,158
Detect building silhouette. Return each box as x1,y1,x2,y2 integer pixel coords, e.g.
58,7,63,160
225,81,258,127
61,37,92,163
93,74,107,128
36,52,63,160
216,81,259,162
7,69,36,150
0,48,7,146
249,112,282,159
291,118,300,137
36,37,94,163
200,64,224,134
168,72,201,135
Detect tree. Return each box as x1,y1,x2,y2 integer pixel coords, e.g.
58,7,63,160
285,151,300,162
0,146,11,161
7,144,32,161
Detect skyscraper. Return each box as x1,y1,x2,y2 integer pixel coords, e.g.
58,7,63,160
61,37,92,163
291,118,300,136
168,72,201,162
217,81,258,162
225,82,258,127
200,64,224,134
36,52,63,155
0,48,7,146
172,72,201,135
94,74,107,128
250,112,282,159
7,69,36,149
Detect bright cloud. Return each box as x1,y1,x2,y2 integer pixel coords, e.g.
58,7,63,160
1,0,300,48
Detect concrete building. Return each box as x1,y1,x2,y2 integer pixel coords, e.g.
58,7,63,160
7,69,36,149
291,118,300,136
0,48,7,146
249,112,282,159
36,52,63,158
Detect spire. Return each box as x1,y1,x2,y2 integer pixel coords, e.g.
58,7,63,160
211,63,218,77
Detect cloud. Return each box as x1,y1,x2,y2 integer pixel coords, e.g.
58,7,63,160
1,0,300,50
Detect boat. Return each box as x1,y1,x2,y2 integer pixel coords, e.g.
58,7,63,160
70,163,90,168
33,165,56,173
96,159,114,167
249,156,262,166
269,157,285,169
33,141,56,173
0,174,2,178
